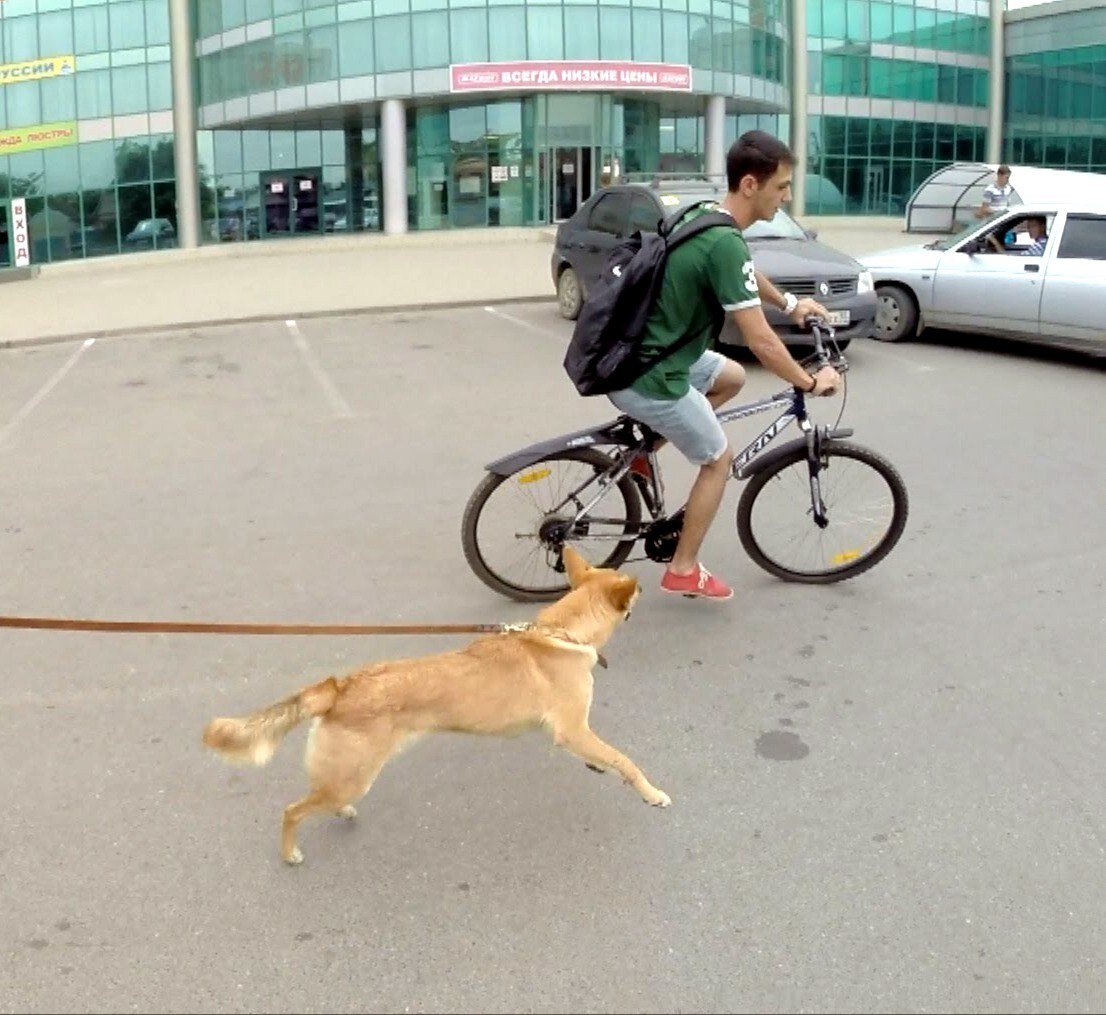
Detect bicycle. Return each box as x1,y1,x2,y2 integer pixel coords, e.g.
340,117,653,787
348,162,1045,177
462,321,909,602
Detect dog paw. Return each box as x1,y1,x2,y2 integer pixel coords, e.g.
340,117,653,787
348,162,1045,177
645,789,671,808
584,762,606,774
337,805,358,820
284,847,304,866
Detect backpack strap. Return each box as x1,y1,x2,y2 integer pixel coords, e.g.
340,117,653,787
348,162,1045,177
632,204,737,376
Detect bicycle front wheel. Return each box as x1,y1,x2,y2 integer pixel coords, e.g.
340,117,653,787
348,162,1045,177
461,449,642,602
736,441,908,583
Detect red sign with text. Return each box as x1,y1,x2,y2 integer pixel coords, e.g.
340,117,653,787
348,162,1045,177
450,61,692,93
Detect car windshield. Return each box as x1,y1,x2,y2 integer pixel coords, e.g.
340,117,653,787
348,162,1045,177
930,211,1005,251
658,194,807,240
743,208,807,241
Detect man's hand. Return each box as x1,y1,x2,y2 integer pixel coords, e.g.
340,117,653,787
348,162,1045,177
809,365,842,396
790,297,828,326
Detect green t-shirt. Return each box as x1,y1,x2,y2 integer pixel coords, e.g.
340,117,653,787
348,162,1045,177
630,206,760,401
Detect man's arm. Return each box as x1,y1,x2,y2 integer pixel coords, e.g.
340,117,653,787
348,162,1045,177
753,269,829,325
732,305,839,395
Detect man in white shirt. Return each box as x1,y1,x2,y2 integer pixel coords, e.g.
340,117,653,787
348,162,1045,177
977,165,1013,218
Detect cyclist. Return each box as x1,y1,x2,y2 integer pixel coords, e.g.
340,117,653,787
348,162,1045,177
606,130,842,601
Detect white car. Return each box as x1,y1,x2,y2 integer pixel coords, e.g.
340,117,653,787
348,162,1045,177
862,204,1106,352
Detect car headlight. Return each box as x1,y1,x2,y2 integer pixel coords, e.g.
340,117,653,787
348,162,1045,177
857,270,874,294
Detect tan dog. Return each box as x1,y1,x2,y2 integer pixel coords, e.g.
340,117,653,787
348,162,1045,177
202,548,670,865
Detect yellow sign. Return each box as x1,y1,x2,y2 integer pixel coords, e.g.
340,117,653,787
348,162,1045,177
0,120,77,155
0,55,76,85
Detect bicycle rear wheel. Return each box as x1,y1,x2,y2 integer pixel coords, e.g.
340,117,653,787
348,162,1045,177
736,441,908,583
461,448,642,602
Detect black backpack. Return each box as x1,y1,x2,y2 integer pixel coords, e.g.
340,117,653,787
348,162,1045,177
562,201,735,397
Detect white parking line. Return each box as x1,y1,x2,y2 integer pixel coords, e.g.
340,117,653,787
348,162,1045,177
0,338,95,451
285,320,354,419
484,305,565,341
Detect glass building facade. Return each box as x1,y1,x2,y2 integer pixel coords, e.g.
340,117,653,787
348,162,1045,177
0,0,1101,264
1005,0,1106,172
0,0,176,267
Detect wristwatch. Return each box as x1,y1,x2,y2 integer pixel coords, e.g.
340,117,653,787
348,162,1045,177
782,292,799,315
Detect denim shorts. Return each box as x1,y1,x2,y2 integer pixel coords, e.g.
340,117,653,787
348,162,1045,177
608,350,728,466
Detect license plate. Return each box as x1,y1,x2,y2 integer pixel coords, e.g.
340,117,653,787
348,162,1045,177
826,310,850,326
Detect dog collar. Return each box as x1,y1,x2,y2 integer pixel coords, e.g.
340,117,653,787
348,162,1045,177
501,622,608,669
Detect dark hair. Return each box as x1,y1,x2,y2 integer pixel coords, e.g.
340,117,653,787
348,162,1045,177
726,130,793,191
997,164,1011,176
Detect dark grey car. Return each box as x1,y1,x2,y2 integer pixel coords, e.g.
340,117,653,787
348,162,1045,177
550,179,877,348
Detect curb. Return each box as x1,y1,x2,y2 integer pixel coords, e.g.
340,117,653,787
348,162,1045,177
0,294,559,351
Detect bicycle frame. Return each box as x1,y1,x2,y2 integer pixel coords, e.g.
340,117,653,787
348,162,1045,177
550,386,821,545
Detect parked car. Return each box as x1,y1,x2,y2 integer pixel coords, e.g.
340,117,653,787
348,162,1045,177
862,204,1106,351
550,178,877,348
124,217,176,248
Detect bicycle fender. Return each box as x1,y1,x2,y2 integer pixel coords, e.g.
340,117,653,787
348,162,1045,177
735,428,854,480
485,419,633,477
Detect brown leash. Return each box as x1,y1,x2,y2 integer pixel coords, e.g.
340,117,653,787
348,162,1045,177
0,615,608,666
0,616,515,636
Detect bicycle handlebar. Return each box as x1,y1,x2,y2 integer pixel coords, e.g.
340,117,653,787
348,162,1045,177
804,315,849,375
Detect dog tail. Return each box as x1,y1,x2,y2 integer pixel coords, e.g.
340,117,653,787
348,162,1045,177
202,677,340,767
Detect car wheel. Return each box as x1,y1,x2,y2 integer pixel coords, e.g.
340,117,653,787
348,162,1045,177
557,266,583,321
873,284,918,342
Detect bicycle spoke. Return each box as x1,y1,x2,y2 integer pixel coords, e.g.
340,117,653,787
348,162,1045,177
469,453,638,595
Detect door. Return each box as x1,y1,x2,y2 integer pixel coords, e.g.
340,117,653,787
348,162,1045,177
1038,212,1106,346
549,148,594,222
931,211,1052,335
576,189,631,284
260,169,321,237
0,204,10,268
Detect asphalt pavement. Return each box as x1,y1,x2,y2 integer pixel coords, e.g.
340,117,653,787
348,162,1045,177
1,305,1104,1013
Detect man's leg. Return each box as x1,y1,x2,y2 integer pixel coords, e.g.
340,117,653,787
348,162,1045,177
668,445,735,576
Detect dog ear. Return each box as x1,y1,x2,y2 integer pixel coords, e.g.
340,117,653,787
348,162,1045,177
607,576,640,614
562,546,593,587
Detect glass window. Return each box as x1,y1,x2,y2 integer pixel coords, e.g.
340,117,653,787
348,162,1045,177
275,33,308,86
564,8,599,61
3,15,40,62
148,63,173,111
629,193,661,233
450,10,489,63
307,24,338,81
6,82,41,127
339,19,374,75
601,7,633,60
488,8,526,61
39,11,75,53
663,12,689,63
527,7,563,60
110,2,147,49
1060,219,1106,261
79,139,117,189
587,191,629,236
633,9,662,62
147,0,171,46
412,13,449,67
375,15,412,73
113,66,149,115
41,77,77,122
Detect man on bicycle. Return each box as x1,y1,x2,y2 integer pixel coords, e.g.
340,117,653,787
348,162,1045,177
607,130,841,601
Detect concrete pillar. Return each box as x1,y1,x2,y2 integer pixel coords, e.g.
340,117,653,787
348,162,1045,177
789,0,808,217
703,94,726,178
380,99,408,235
168,0,201,248
987,0,1005,164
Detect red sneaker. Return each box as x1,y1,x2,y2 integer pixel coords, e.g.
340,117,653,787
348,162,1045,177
660,564,733,600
